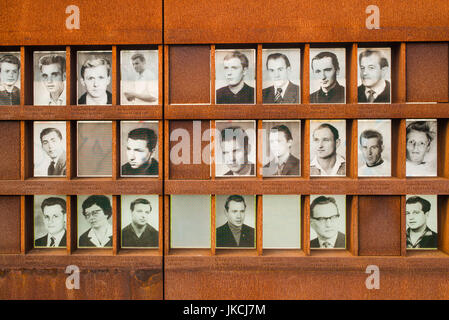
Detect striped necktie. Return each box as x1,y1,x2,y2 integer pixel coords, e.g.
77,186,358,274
274,88,282,103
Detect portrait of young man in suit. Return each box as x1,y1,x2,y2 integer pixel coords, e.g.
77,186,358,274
216,195,255,248
310,195,345,249
34,197,67,248
358,49,391,103
262,52,299,104
37,127,67,177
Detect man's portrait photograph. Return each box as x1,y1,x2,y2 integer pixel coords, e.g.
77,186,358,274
262,120,301,177
310,48,346,104
34,195,67,248
216,195,255,249
215,49,255,104
310,120,346,177
406,119,437,177
263,195,301,249
120,121,159,177
262,49,300,104
0,52,20,106
406,195,437,250
121,195,159,248
358,119,391,177
77,51,112,105
33,51,66,106
215,120,256,177
77,121,113,177
310,195,346,249
357,48,391,103
120,50,158,105
33,121,66,177
170,195,211,249
77,195,113,248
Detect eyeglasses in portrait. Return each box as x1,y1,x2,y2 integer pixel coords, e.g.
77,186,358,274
77,51,112,106
34,195,67,248
120,121,159,177
406,195,437,250
0,52,21,106
33,121,67,177
77,121,113,177
406,119,437,177
262,120,301,177
310,120,346,177
33,51,67,106
262,49,300,104
215,195,256,249
215,120,256,177
310,48,346,104
121,195,159,249
120,50,158,105
77,195,113,248
215,49,255,105
310,195,346,249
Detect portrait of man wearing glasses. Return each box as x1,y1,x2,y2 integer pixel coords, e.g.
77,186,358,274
310,195,346,249
406,120,437,177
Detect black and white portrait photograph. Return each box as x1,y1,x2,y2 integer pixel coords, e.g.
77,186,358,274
77,51,112,105
120,121,159,177
357,48,391,103
310,120,346,177
406,119,437,177
77,121,112,177
77,195,113,248
216,195,255,249
0,52,20,106
215,120,256,177
33,121,66,177
262,49,300,104
358,119,391,177
310,48,346,104
34,195,67,248
262,120,301,177
120,50,158,105
263,195,301,249
121,195,159,248
170,195,211,249
406,195,438,249
33,51,66,106
310,195,346,249
215,49,255,105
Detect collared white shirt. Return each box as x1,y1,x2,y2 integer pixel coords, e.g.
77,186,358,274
364,79,386,100
124,68,157,105
274,81,290,99
359,159,391,177
47,86,66,105
87,223,113,247
406,160,437,177
310,154,346,176
317,233,339,248
46,228,66,247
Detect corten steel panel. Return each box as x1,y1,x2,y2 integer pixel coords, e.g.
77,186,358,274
164,0,449,43
169,46,211,104
168,121,211,180
0,122,20,180
0,196,21,254
0,0,162,45
406,43,449,102
358,196,401,256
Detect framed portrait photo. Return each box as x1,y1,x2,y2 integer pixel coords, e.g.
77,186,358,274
406,195,438,250
34,195,67,248
0,52,21,106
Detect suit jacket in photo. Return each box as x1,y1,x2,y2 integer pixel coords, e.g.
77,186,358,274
216,223,255,248
310,82,345,104
262,81,300,104
49,152,67,176
263,154,300,176
310,231,346,249
357,80,391,103
78,90,112,105
34,231,67,247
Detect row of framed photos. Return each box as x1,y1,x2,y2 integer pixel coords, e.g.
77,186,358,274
0,47,392,106
33,118,437,178
33,194,438,250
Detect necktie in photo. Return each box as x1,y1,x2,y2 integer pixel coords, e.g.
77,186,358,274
322,241,331,248
367,89,375,103
274,88,283,103
48,161,56,175
49,236,56,247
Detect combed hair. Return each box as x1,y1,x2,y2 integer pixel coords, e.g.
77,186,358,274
360,129,383,146
41,197,66,214
82,195,112,219
314,123,339,141
310,196,339,218
223,51,249,69
40,127,62,141
130,198,152,212
406,196,431,213
224,195,246,211
266,53,291,69
0,54,20,70
359,49,389,69
270,124,293,142
39,54,66,74
131,53,145,63
80,57,111,79
220,126,249,155
311,51,340,71
128,128,157,152
406,121,433,144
